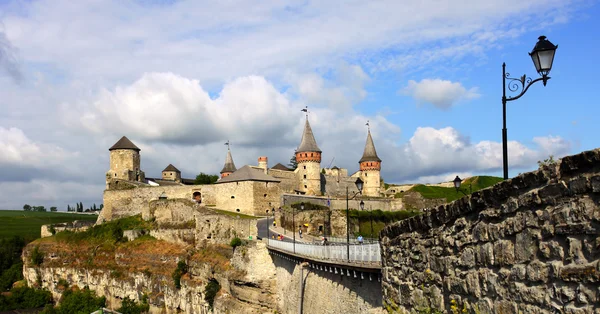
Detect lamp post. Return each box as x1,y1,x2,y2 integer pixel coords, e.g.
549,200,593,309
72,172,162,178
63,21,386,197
346,177,364,261
265,209,270,241
502,35,558,179
453,176,472,196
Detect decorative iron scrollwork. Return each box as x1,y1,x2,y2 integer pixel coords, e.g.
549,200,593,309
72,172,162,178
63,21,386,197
505,72,533,100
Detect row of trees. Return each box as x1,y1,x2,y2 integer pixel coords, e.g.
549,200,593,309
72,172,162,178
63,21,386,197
22,203,103,212
66,202,103,212
23,205,57,212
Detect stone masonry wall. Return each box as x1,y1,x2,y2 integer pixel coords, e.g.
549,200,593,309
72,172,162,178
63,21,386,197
281,194,395,211
380,148,600,313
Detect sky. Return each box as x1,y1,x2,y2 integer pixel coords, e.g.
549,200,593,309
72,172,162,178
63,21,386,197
0,0,598,210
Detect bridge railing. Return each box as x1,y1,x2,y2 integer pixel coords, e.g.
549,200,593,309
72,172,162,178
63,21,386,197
312,236,379,245
267,239,381,263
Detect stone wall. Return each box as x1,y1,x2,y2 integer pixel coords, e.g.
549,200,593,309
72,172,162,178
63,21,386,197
271,253,385,314
99,184,214,223
281,193,397,211
268,168,298,193
380,148,600,313
41,220,95,238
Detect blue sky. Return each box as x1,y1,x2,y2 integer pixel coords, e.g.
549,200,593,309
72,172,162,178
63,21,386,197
0,0,598,209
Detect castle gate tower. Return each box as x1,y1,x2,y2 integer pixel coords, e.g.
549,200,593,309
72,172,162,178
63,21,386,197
220,141,237,179
359,122,382,197
296,110,322,195
106,136,145,187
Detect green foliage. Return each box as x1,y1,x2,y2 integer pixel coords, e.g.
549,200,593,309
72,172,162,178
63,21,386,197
30,245,44,266
204,279,221,310
211,209,257,219
118,295,150,314
42,287,106,314
350,210,420,238
0,262,23,291
321,168,326,174
384,183,390,190
0,210,97,242
194,172,219,185
172,260,188,289
288,154,298,170
23,204,32,211
407,176,503,203
537,155,557,168
0,286,53,311
229,237,242,249
50,207,57,212
290,202,328,211
54,215,152,244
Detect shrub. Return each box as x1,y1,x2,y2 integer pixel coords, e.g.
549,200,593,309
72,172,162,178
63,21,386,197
42,287,106,314
0,262,23,292
229,237,242,250
204,279,221,310
118,295,150,314
0,286,53,311
30,245,44,266
172,260,188,289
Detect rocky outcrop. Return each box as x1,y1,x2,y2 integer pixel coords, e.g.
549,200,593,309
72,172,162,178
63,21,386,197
22,240,277,314
380,148,600,313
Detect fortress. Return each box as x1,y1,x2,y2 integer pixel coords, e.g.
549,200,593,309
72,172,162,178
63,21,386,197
99,115,387,221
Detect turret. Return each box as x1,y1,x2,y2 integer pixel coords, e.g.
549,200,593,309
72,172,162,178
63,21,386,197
106,136,145,187
162,164,181,183
359,125,382,197
296,117,322,195
220,144,237,179
258,156,268,173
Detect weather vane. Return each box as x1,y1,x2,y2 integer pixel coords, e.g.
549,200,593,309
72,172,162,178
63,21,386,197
366,120,370,132
224,140,230,150
300,106,308,118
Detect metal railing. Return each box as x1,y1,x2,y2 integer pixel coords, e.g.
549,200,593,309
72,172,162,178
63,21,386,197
267,239,381,263
312,236,379,245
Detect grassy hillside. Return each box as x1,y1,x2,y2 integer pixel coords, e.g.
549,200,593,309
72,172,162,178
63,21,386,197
0,210,98,242
407,175,503,203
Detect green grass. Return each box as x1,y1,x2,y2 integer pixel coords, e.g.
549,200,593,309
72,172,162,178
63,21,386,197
407,175,503,203
211,209,257,219
54,215,153,244
0,210,98,242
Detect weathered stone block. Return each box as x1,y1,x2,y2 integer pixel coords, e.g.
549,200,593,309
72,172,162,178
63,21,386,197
559,263,599,282
567,237,586,263
465,271,481,298
591,176,600,193
511,264,527,281
556,223,599,235
493,300,517,314
459,247,475,268
472,223,489,242
514,282,548,305
569,176,590,194
538,182,569,204
494,240,515,266
515,229,540,263
444,276,467,295
526,260,549,283
475,242,495,266
539,240,564,260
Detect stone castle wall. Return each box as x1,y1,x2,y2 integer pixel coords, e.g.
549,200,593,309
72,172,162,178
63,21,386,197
99,184,214,223
267,169,297,193
281,194,397,212
380,148,600,313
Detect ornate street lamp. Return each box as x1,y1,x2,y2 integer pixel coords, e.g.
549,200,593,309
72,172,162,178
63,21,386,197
502,36,558,179
453,176,472,196
346,177,364,261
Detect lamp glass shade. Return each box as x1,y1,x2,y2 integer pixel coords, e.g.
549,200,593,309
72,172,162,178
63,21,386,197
529,36,557,77
355,177,364,193
453,176,462,189
300,202,304,210
360,201,365,210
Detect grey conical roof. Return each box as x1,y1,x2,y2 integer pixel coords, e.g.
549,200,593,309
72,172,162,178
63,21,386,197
109,136,140,152
220,149,237,173
297,118,321,153
162,164,180,173
359,130,381,163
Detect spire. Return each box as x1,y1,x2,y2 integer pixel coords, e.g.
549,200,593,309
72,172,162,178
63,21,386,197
109,136,140,152
297,115,321,153
220,142,237,174
359,125,381,163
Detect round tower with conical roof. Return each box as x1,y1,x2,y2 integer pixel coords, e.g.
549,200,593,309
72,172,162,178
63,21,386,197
359,124,382,197
106,136,145,187
220,144,237,179
296,117,322,195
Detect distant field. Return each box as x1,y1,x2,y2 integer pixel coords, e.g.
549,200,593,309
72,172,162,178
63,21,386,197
0,210,98,242
404,175,504,203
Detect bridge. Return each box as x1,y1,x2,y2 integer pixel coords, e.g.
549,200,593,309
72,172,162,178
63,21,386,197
266,238,382,281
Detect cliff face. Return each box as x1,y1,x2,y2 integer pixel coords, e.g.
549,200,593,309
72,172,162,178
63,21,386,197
22,238,278,314
380,148,600,313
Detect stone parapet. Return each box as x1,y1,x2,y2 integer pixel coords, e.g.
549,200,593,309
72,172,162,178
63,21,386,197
380,148,600,313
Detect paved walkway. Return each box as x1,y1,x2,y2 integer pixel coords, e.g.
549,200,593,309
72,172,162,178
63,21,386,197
268,224,319,243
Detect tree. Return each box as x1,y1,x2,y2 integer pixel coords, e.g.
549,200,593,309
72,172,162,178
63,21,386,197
99,204,104,210
288,153,298,170
23,204,31,211
67,205,71,212
92,203,97,211
50,207,57,212
79,202,83,212
194,173,219,185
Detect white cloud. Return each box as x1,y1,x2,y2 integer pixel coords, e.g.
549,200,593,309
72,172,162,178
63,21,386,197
401,79,480,109
0,127,68,167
